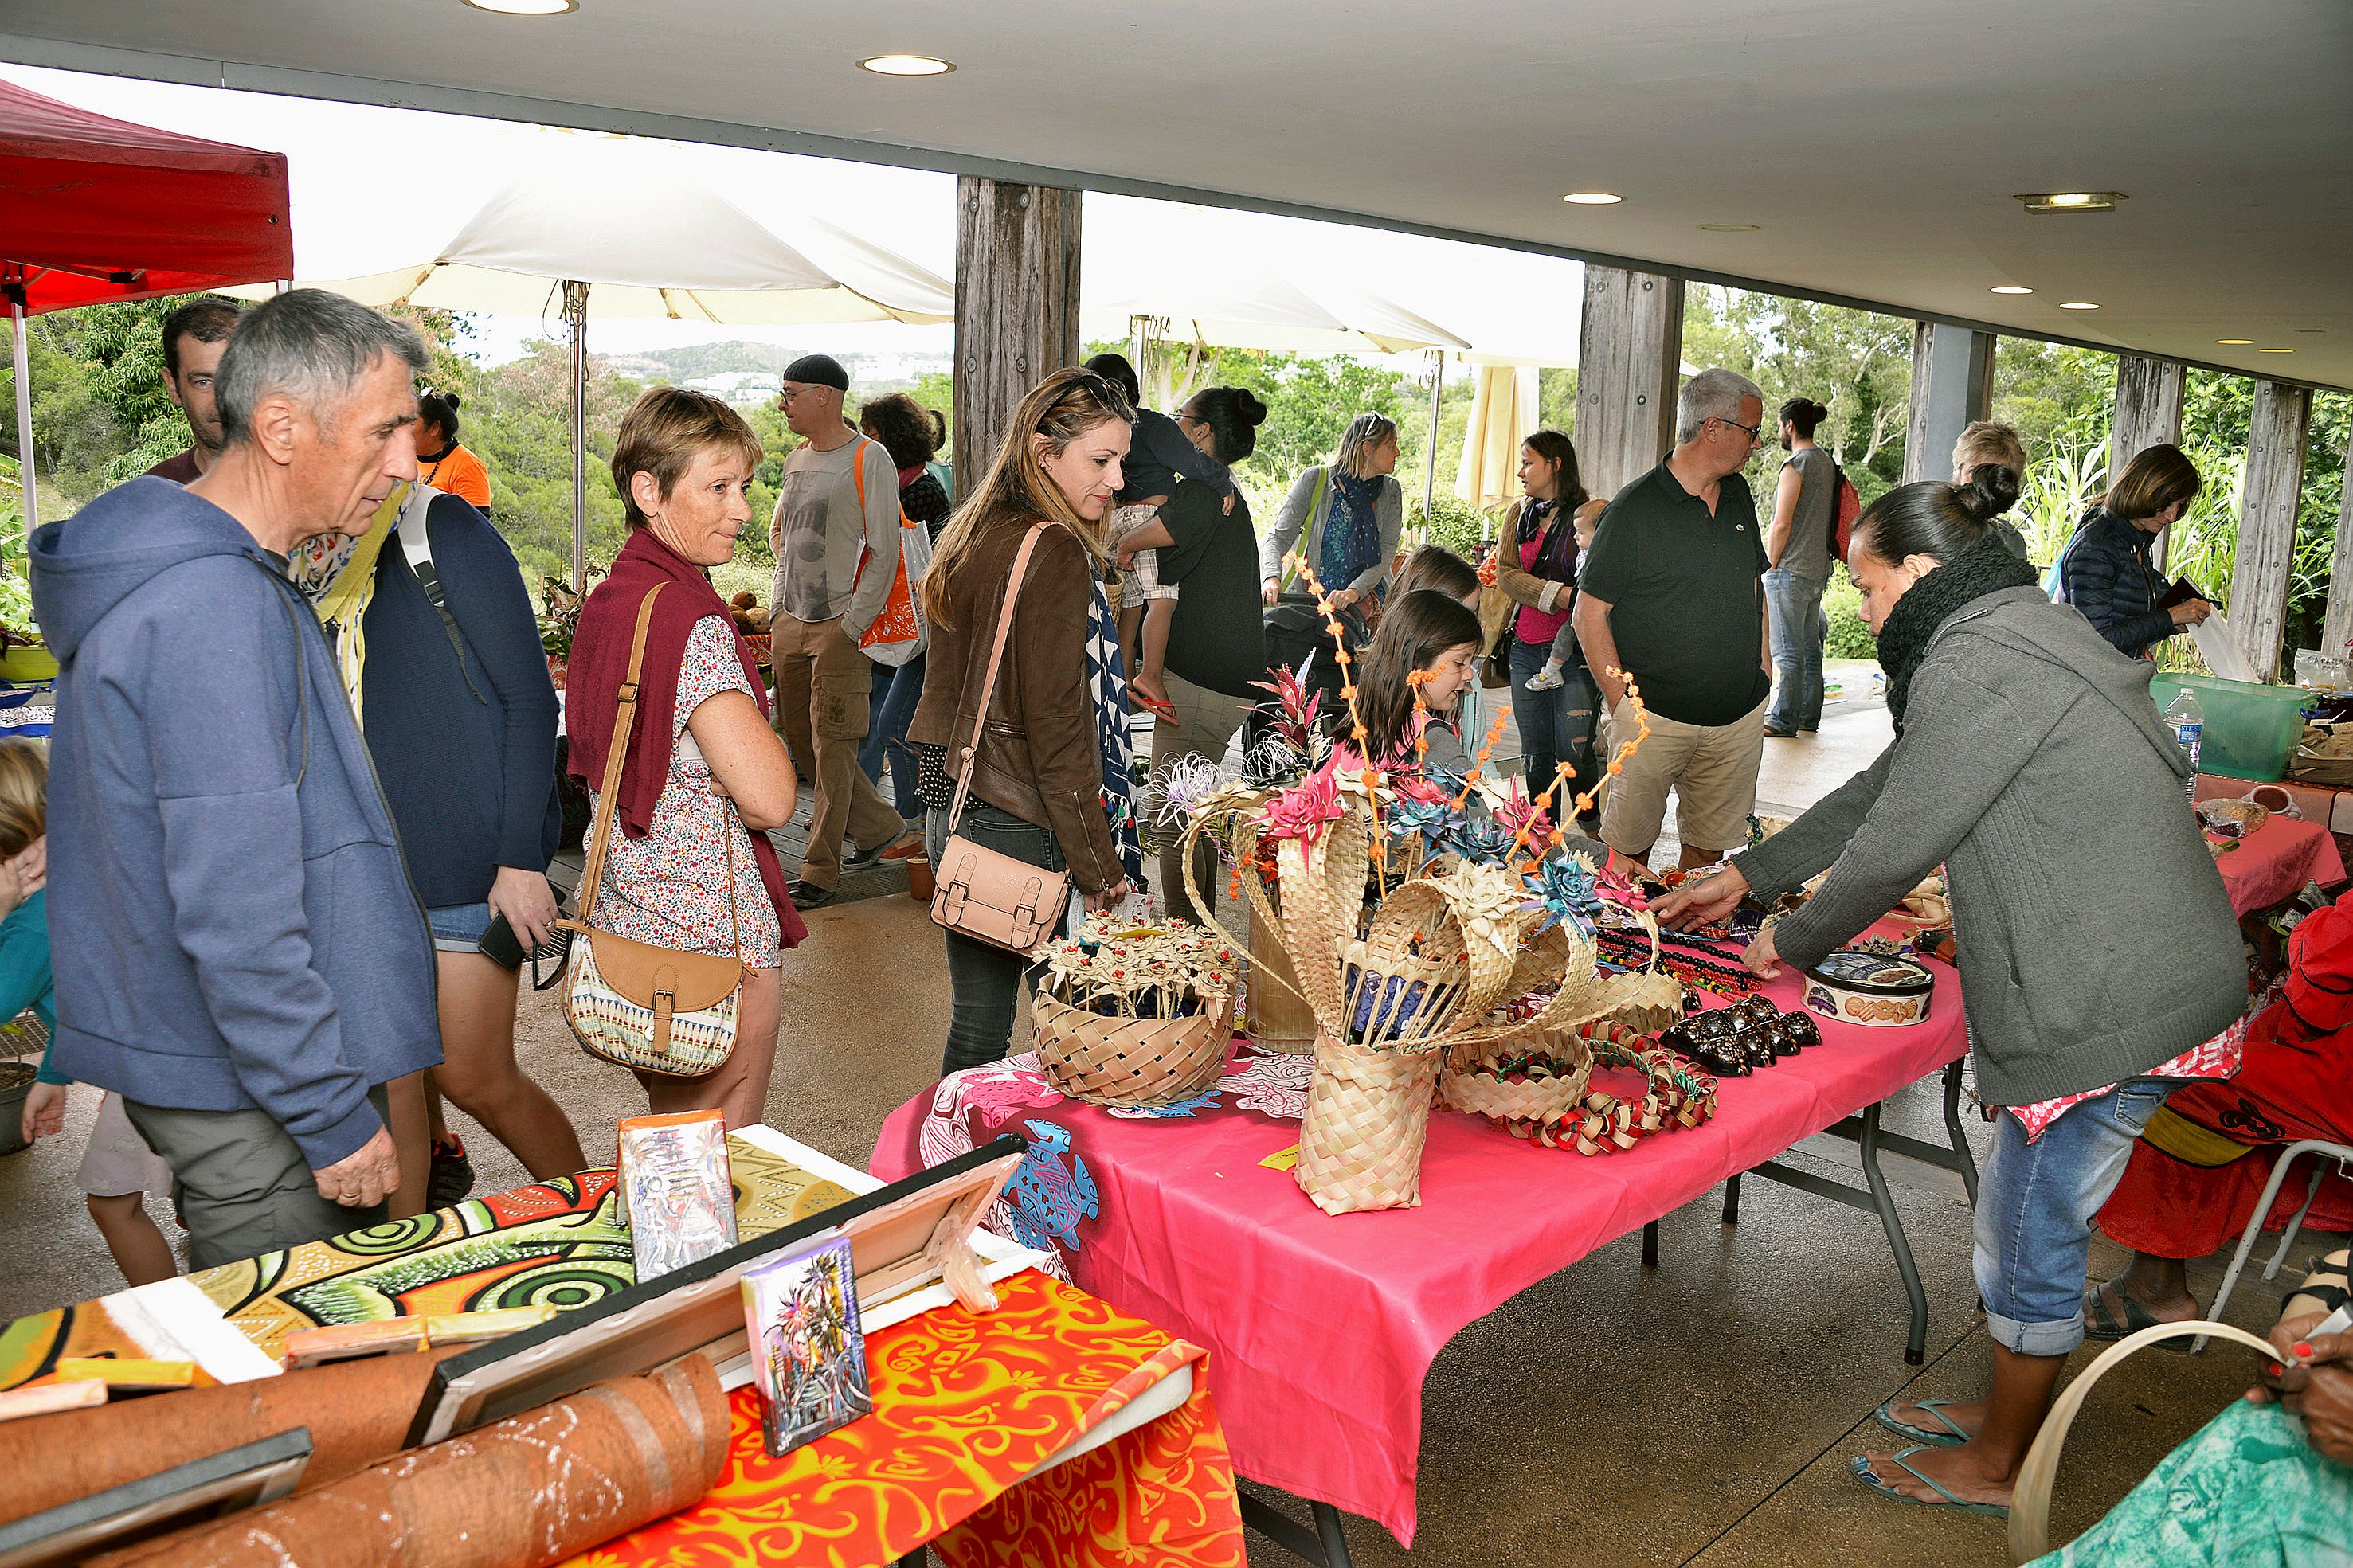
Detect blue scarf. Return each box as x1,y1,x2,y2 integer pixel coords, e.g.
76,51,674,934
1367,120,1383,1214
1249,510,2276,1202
1084,577,1146,888
1317,470,1385,594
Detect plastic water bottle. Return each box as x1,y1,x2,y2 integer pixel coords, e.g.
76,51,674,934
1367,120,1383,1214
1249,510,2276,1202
2163,688,2203,800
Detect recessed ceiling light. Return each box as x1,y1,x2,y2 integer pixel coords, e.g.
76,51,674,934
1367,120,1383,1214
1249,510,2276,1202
1989,286,2034,295
2057,301,2100,311
2016,190,2126,214
1562,192,1622,205
1697,222,1757,232
463,0,575,12
2216,338,2253,346
2258,347,2294,354
858,53,954,75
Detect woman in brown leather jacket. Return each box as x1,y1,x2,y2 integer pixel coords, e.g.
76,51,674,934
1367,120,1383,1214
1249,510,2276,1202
907,370,1138,1075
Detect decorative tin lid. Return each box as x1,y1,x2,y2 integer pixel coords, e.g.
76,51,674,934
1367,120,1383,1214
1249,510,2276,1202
1803,948,1935,996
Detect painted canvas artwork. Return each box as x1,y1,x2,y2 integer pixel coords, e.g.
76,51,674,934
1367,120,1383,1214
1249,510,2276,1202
620,1110,739,1281
741,1235,872,1457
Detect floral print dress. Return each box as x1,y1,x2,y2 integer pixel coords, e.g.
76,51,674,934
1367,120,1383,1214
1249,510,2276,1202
588,615,783,965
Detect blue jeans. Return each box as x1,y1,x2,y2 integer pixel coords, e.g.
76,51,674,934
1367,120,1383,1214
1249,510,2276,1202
1763,569,1827,731
1975,1080,2177,1356
1506,633,1597,816
858,653,927,821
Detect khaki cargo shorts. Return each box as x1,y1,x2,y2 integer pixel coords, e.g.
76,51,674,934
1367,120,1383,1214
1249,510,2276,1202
1598,694,1767,858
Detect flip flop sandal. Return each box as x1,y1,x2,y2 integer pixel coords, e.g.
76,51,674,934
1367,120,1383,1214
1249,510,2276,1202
1849,1448,2009,1519
1133,694,1179,723
2083,1282,2191,1351
1873,1398,1972,1446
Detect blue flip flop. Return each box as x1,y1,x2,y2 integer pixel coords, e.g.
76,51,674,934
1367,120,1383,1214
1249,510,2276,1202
1850,1448,2010,1519
1873,1397,1972,1446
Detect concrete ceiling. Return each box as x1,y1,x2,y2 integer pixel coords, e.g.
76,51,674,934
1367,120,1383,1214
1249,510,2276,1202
4,1,2349,389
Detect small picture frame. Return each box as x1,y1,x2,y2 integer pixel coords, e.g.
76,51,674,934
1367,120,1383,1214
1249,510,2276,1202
0,1427,311,1568
742,1235,872,1455
405,1136,1026,1446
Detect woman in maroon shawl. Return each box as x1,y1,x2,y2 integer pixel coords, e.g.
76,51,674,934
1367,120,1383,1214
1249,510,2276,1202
566,389,807,1129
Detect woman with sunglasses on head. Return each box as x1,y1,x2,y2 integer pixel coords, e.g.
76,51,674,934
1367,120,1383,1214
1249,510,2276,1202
908,369,1145,1077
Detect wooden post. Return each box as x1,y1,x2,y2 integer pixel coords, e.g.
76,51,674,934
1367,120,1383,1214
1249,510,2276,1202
2226,380,2312,682
2111,355,2187,568
2323,449,2353,662
1901,323,1996,483
953,177,1081,505
1576,265,1683,499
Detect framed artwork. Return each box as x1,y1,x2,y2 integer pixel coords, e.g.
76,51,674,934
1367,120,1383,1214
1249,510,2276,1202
407,1136,1026,1446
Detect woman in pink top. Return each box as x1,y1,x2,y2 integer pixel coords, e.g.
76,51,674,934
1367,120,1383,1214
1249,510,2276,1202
1492,431,1607,827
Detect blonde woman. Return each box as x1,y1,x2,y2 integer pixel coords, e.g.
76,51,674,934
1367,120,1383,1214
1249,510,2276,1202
907,368,1143,1076
1259,412,1404,612
1952,419,2034,561
9,740,178,1285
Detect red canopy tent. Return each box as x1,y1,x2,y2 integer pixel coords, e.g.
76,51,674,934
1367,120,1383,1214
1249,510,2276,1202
2,76,292,526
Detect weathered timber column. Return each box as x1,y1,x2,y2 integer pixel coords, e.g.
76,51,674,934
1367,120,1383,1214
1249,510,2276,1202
953,178,1081,504
2111,354,2187,568
2322,445,2353,661
2226,380,2312,681
1901,322,1996,483
1576,265,1683,499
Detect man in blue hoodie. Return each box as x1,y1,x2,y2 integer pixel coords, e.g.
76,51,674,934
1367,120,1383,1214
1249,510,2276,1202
31,290,443,1268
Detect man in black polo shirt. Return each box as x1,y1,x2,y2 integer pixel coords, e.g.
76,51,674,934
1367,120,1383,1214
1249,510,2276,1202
1573,368,1772,870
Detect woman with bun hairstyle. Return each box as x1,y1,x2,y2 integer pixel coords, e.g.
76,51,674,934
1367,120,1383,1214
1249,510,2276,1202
1656,471,2242,1519
414,387,494,514
1115,386,1272,921
2057,443,2213,659
1761,396,1837,738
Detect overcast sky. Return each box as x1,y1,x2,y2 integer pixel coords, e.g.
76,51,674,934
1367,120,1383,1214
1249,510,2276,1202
6,61,1585,373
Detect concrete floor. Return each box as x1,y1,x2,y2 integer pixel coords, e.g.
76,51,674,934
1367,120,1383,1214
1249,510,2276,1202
2,664,2338,1565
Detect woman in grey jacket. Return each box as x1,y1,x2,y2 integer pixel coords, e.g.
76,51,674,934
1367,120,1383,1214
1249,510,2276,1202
1258,412,1404,612
1656,471,2244,1519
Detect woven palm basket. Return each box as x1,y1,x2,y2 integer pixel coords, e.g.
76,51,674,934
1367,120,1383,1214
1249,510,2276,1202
1032,991,1236,1109
1438,1025,1597,1148
1295,1035,1444,1214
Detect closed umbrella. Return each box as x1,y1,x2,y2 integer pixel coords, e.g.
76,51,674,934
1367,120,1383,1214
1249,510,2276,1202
1454,362,1542,520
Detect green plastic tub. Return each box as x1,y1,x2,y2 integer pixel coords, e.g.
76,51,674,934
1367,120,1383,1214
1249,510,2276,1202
2148,672,2313,782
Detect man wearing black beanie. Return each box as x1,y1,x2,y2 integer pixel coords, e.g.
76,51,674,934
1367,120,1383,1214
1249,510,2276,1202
767,353,914,906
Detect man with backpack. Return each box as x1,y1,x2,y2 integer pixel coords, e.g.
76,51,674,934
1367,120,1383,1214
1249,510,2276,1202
769,354,918,908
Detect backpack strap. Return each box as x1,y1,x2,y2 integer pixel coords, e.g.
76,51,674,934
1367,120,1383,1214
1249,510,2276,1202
396,485,485,703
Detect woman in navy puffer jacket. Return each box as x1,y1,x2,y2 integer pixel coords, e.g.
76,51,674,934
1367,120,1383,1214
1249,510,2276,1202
2058,444,2211,659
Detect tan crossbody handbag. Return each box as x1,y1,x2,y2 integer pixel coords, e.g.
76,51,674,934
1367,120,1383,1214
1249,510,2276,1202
930,522,1072,953
561,583,747,1077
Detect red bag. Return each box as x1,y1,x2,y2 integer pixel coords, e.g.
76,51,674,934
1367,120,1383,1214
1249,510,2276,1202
848,436,930,667
1830,460,1863,565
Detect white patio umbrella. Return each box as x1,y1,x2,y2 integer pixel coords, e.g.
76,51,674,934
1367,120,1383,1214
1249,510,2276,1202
249,162,950,586
1455,362,1542,519
1082,266,1466,362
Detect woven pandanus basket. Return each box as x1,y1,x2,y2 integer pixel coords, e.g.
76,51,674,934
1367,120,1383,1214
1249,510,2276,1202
1438,1024,1597,1147
1032,991,1236,1108
1560,917,1682,1037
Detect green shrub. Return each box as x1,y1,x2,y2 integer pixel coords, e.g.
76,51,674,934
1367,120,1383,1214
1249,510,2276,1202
1406,492,1492,561
1824,572,1877,660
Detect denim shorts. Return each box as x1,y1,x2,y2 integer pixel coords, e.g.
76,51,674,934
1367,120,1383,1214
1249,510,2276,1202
1974,1079,2177,1356
426,901,493,954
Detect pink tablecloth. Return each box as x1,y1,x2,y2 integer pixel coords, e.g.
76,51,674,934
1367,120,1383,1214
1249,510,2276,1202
2216,815,2346,917
871,956,1967,1546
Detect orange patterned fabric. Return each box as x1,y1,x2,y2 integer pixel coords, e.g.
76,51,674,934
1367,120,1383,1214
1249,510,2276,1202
565,1269,1243,1568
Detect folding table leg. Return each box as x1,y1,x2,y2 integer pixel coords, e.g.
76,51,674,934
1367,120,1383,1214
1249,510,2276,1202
1858,1102,1930,1364
1722,1174,1741,1226
1239,1492,1353,1566
1642,1219,1660,1268
1941,1061,1979,1208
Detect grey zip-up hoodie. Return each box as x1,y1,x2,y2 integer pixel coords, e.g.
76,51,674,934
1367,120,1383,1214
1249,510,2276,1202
1731,585,2243,1106
31,478,440,1167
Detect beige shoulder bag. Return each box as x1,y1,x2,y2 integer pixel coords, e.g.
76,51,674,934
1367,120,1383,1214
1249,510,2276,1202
562,584,747,1076
930,523,1072,953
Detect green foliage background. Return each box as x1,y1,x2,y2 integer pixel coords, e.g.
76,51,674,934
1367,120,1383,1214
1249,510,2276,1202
4,291,2344,671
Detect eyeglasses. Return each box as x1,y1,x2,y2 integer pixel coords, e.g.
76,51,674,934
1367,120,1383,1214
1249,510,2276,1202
1713,415,1763,444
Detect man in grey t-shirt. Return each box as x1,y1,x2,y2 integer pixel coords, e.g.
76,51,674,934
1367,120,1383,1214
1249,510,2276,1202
767,354,912,905
1763,396,1839,737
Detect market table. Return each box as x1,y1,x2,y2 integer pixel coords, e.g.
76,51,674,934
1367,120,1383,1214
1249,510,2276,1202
0,1127,1246,1568
870,951,1973,1554
2213,813,2346,917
